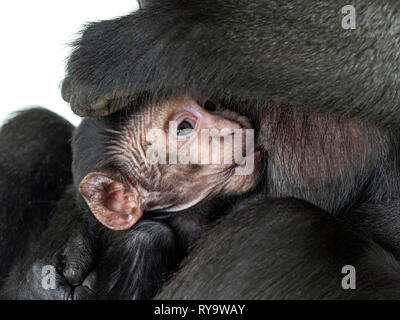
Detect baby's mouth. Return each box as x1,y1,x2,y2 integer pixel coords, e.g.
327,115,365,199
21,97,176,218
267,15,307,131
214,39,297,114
235,147,262,168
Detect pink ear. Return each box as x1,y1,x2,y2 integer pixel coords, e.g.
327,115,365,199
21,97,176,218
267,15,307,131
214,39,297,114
79,172,143,230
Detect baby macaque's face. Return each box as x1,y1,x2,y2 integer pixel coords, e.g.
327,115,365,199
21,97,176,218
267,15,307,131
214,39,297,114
80,96,261,230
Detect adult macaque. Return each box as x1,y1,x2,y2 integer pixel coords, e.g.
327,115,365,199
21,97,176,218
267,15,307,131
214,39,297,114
3,0,400,300
60,0,400,258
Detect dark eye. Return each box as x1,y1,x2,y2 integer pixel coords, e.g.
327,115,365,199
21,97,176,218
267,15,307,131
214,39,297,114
177,120,194,136
204,100,217,112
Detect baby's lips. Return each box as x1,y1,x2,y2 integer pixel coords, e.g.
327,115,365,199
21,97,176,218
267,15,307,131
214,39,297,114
235,149,262,168
253,149,262,160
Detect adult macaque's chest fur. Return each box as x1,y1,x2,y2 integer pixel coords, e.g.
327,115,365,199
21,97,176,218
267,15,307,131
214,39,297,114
257,104,400,214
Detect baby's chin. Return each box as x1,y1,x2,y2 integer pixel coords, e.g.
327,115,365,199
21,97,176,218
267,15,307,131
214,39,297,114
223,167,261,195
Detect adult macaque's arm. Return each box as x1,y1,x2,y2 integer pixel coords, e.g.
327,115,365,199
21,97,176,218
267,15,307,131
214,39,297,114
158,198,400,299
62,0,400,127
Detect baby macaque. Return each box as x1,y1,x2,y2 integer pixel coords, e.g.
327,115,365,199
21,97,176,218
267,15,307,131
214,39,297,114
78,95,261,231
0,97,262,300
65,95,263,299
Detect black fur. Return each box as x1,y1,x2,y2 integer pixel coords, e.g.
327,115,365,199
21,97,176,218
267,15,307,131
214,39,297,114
3,0,400,300
158,199,400,299
62,0,400,128
0,109,74,291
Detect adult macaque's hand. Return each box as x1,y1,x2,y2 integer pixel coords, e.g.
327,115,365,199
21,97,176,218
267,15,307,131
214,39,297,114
1,234,95,300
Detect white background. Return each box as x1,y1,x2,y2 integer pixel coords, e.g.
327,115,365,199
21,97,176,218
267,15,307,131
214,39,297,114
0,1,139,126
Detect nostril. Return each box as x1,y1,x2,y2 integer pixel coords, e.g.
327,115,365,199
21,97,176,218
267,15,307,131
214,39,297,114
204,100,217,112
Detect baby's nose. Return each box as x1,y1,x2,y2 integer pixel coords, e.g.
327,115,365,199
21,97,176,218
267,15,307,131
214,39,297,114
215,109,252,129
211,116,242,134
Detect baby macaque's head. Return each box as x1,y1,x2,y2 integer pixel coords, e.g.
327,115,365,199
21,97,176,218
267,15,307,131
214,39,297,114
79,96,261,230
